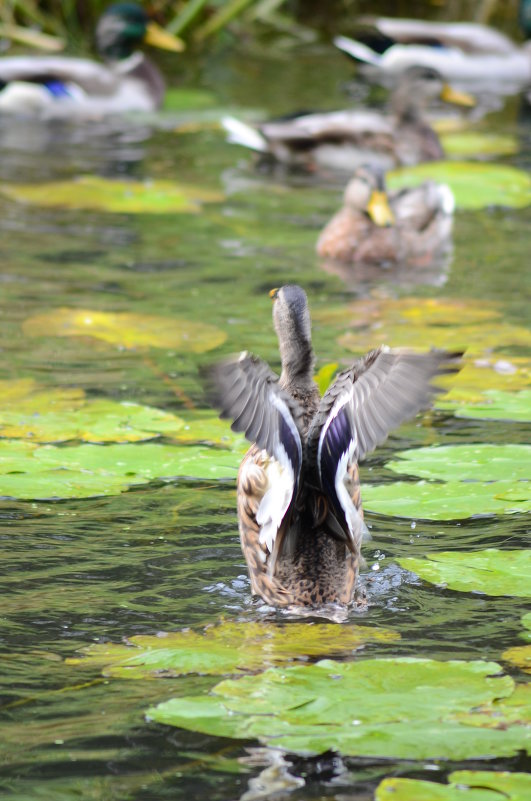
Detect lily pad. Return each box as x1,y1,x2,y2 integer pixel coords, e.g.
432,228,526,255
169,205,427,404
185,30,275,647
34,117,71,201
437,358,531,405
398,549,531,597
315,362,338,395
388,162,531,210
387,444,531,482
376,771,531,801
147,658,530,760
23,308,226,352
503,614,531,674
0,176,224,214
440,131,519,158
67,620,399,678
0,440,242,500
163,88,218,111
441,389,531,422
363,479,531,520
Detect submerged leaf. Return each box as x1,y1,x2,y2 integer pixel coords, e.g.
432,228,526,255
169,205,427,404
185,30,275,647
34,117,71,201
147,657,530,760
0,176,223,214
23,308,226,352
68,620,399,678
376,771,531,801
388,162,531,209
503,614,531,674
398,549,531,597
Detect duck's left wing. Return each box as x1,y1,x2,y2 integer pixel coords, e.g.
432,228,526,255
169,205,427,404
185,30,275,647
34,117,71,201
309,347,462,550
209,352,304,551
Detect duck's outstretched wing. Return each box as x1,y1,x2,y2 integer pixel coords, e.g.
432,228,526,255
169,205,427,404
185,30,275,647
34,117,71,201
208,352,303,555
308,347,462,550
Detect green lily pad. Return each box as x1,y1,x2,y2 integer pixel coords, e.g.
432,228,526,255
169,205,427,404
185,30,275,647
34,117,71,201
0,440,242,500
440,131,519,158
440,389,531,422
0,176,224,214
376,771,531,801
147,657,530,760
68,620,399,678
363,479,531,520
23,308,226,352
388,162,531,210
503,614,531,674
163,88,218,111
398,549,531,597
387,444,531,482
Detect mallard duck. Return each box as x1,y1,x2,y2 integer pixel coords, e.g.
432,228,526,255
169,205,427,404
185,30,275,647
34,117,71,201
209,285,460,609
0,3,183,116
334,6,531,92
222,66,474,172
316,165,454,266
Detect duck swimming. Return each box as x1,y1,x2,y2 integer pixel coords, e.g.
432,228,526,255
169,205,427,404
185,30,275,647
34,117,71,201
334,7,531,93
209,285,461,609
0,3,183,116
222,66,474,172
317,165,454,266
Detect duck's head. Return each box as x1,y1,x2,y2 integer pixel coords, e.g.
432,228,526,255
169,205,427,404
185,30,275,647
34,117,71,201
96,3,183,61
344,166,395,227
393,66,475,117
270,285,315,384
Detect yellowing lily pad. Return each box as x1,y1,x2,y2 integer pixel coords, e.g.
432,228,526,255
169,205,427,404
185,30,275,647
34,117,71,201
23,308,226,352
315,362,338,395
388,162,531,210
0,176,223,214
503,614,531,674
68,620,399,678
376,771,531,801
437,358,531,405
440,131,519,158
0,440,242,500
398,549,531,597
147,658,530,760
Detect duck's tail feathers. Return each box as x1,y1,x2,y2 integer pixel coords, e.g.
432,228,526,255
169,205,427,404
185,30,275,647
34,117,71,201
333,35,382,66
221,116,268,153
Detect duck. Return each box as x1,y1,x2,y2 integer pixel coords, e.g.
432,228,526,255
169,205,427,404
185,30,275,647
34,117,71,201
0,3,183,117
334,5,531,93
316,165,454,267
222,66,474,172
209,285,461,609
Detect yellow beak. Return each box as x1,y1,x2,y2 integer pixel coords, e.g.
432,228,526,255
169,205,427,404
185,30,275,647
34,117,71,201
144,21,185,52
269,288,279,300
440,83,475,107
367,190,395,227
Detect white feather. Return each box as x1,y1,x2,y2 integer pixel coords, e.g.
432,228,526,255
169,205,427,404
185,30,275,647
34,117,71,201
333,36,382,66
256,450,294,553
222,115,269,153
437,183,455,215
335,446,370,549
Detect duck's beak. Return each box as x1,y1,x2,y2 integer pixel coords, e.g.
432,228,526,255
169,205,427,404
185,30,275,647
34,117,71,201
367,190,395,227
440,83,475,107
144,22,185,52
269,288,279,300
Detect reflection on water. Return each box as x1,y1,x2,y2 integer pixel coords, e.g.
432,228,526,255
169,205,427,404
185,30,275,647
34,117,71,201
0,42,529,801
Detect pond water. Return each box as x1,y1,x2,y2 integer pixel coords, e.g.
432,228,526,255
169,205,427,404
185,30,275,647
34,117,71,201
0,43,529,801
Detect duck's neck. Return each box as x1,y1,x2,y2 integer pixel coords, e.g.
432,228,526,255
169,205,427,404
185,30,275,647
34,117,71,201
278,329,315,392
392,85,423,123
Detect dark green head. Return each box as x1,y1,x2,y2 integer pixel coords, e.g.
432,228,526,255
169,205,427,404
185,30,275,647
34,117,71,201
96,3,183,60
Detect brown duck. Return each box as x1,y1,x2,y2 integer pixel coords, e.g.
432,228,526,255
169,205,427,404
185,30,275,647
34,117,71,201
210,286,460,609
316,165,454,266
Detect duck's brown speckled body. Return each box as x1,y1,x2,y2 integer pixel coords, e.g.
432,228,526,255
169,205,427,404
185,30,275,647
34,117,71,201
210,286,461,610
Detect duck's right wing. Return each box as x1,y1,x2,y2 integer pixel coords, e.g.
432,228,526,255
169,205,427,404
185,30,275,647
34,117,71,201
0,55,117,93
208,352,303,557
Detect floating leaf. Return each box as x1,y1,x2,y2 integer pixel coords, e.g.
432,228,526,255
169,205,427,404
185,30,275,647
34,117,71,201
0,176,223,214
363,479,531,520
386,444,531,483
437,359,531,405
23,308,226,352
0,440,242,500
398,549,531,597
315,362,338,395
503,614,531,674
148,658,530,760
388,162,531,210
163,88,218,111
68,620,399,678
176,413,244,448
441,389,531,422
376,771,531,801
440,131,519,158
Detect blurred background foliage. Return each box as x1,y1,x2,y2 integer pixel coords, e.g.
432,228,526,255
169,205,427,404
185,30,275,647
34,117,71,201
0,0,523,55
